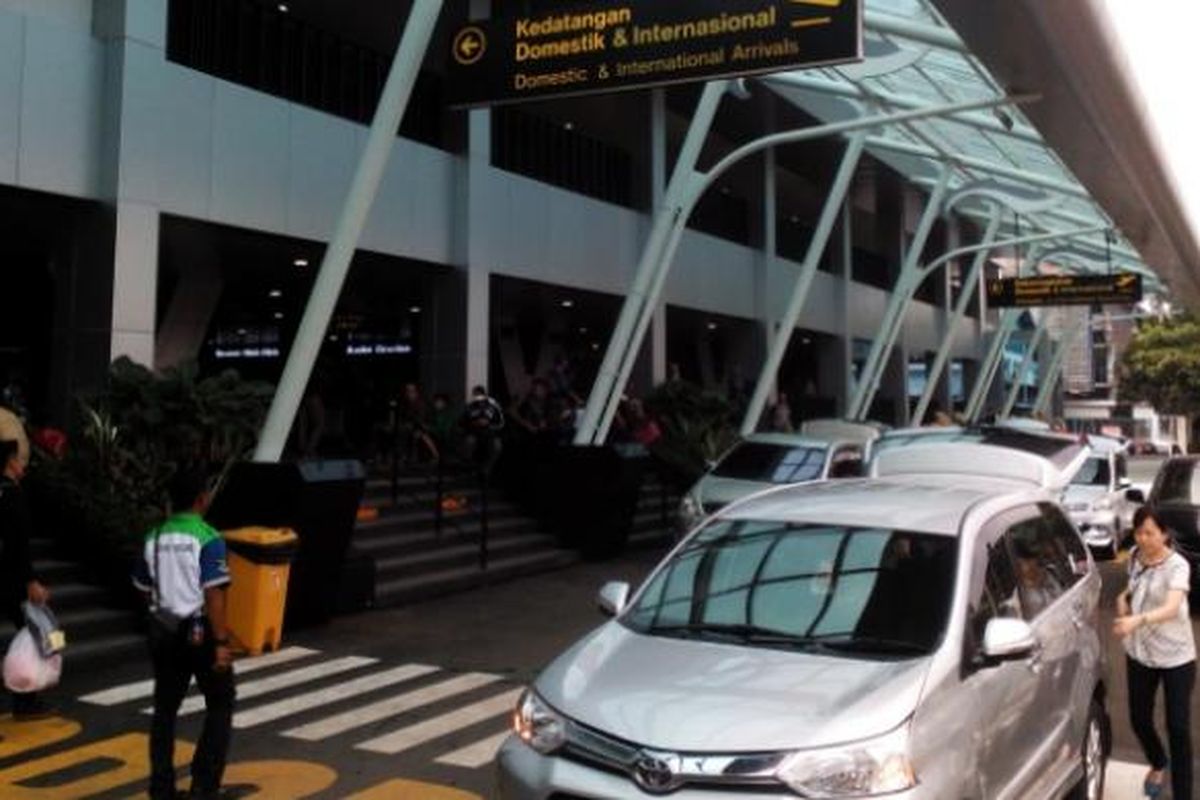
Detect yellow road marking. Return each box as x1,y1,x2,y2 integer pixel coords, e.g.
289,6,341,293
0,716,81,760
177,760,337,798
345,779,484,800
0,733,192,799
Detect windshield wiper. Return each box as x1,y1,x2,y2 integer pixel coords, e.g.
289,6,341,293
645,623,835,650
809,635,929,656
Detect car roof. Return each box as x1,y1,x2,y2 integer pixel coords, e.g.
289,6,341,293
720,476,1038,536
870,425,1085,473
1085,435,1127,455
798,418,885,444
741,433,831,449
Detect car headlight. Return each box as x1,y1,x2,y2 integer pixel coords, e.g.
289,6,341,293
513,689,567,755
1092,497,1114,512
776,724,916,798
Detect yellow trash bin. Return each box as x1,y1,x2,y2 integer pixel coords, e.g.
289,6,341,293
223,527,299,656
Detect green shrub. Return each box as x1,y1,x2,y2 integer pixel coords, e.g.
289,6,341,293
643,381,738,488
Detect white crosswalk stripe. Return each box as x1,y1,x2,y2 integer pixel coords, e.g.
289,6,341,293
356,689,523,755
78,646,318,706
232,663,440,729
435,730,513,768
144,655,378,717
283,672,502,742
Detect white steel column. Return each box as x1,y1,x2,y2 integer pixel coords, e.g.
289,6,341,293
999,321,1046,419
255,0,444,462
741,134,866,435
1033,336,1072,416
576,80,730,444
847,165,953,420
911,207,1001,424
649,89,669,386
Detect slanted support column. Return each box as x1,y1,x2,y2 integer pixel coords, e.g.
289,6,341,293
740,133,866,435
1000,320,1047,419
1033,335,1072,416
649,89,668,386
576,80,730,444
912,207,1002,424
254,0,444,462
847,165,953,420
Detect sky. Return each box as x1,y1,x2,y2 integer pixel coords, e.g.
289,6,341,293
1100,0,1200,235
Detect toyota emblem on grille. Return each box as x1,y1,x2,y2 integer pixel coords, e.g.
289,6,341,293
631,750,682,794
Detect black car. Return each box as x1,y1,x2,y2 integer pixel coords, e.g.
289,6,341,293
1146,456,1200,596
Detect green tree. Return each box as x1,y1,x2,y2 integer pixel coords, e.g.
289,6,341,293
1120,315,1200,415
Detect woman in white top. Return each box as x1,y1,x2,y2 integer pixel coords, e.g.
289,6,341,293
1113,506,1195,799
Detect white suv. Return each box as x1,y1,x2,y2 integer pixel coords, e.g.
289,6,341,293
498,441,1109,799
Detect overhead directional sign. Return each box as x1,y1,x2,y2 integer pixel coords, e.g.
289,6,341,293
447,0,862,107
986,273,1143,308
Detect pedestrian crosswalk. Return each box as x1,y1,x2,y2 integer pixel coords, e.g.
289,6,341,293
77,647,518,771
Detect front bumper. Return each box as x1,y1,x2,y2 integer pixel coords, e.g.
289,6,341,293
1069,511,1117,549
495,736,927,800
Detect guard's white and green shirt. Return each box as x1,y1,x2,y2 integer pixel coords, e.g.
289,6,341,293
133,512,231,619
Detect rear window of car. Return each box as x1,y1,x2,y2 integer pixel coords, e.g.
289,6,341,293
712,443,826,483
1155,459,1200,505
1070,457,1111,487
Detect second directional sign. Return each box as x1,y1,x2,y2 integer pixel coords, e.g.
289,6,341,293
986,273,1143,308
447,0,862,107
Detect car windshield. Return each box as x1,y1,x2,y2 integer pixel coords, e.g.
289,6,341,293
1071,457,1111,487
712,443,827,483
624,520,957,658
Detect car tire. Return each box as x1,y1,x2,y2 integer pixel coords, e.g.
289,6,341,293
1067,700,1107,800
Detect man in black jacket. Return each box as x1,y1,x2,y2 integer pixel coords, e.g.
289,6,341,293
0,411,53,719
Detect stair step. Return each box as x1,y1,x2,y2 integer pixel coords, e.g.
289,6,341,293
373,533,557,580
355,507,525,537
64,632,145,672
48,583,110,613
58,606,138,643
354,518,538,557
374,549,579,608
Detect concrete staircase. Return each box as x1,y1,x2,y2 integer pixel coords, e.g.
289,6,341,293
29,538,144,674
352,461,679,608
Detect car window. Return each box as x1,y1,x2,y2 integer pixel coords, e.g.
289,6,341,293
966,530,1022,663
828,445,864,479
1037,503,1089,586
626,520,958,657
1070,457,1111,487
1007,515,1069,620
712,443,826,483
1115,454,1128,482
1154,459,1200,505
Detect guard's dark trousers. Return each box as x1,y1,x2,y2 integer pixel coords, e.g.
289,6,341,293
148,621,235,800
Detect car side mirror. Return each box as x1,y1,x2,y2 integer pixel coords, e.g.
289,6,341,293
597,581,630,617
982,618,1039,663
1125,488,1146,504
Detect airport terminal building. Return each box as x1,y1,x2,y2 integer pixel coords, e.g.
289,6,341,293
0,0,1196,446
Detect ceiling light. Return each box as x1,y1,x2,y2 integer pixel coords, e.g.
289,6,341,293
801,336,812,345
236,328,247,336
277,3,289,12
560,299,574,308
293,257,308,267
591,343,600,351
273,312,284,320
706,321,718,331
719,186,731,196
328,334,339,342
409,306,422,314
789,214,800,224
269,289,282,298
563,121,575,131
578,326,588,334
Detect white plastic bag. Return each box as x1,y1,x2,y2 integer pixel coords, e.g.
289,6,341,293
3,628,62,693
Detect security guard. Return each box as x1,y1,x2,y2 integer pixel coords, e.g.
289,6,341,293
133,466,234,800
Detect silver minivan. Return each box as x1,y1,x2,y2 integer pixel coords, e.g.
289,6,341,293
1062,436,1143,559
497,442,1108,799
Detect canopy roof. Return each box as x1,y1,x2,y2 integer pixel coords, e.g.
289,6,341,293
758,0,1185,295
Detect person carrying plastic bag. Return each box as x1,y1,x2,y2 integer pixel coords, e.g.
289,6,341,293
3,602,64,694
0,408,55,720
